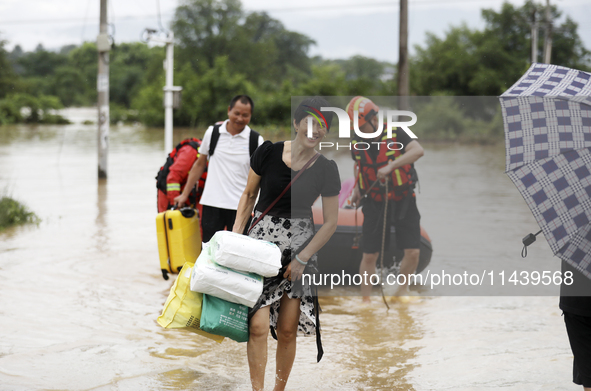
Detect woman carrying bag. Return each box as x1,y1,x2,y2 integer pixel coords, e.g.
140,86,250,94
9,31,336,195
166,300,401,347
232,97,340,391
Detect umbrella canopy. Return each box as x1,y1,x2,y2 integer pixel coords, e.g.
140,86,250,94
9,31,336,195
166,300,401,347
500,62,591,279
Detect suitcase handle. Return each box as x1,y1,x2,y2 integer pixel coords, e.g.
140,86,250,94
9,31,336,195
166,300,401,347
180,208,196,218
170,205,196,219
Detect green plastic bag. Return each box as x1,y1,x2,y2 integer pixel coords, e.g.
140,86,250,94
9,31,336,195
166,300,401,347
200,294,249,343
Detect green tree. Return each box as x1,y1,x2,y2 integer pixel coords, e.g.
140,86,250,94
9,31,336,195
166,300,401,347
172,0,243,71
7,45,24,75
342,55,390,95
481,1,590,70
66,42,98,104
238,12,314,84
50,66,87,106
187,56,255,126
411,0,590,96
110,42,158,107
296,63,347,96
9,43,98,106
341,55,385,81
0,38,18,98
15,44,68,78
172,1,314,87
412,26,484,95
130,46,167,126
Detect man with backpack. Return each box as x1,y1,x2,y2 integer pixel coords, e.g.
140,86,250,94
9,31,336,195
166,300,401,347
174,95,263,242
347,96,424,301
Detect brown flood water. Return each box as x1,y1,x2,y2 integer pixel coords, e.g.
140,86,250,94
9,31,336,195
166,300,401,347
0,108,578,390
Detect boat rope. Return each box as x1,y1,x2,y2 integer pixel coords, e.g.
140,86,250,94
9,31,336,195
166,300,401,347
353,198,360,249
363,178,381,198
379,177,390,310
346,163,361,201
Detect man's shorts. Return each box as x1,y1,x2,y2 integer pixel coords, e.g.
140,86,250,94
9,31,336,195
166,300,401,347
563,311,591,387
360,195,421,254
201,205,238,243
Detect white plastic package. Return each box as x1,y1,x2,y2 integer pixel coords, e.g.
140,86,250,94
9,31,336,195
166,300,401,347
210,231,282,277
190,243,263,308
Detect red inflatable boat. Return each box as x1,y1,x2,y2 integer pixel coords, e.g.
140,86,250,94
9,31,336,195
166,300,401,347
312,178,433,276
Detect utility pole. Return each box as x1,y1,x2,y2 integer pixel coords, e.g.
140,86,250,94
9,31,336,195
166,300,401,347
531,9,538,63
163,32,180,155
397,0,409,110
143,29,182,156
543,0,553,64
97,0,110,179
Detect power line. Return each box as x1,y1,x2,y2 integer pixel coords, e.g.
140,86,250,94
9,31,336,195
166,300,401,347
259,0,503,13
0,13,173,26
0,0,584,26
156,0,168,33
109,0,116,26
80,0,93,42
108,0,117,43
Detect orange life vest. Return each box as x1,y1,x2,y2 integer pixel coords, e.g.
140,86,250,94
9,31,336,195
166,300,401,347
352,129,417,202
156,138,206,212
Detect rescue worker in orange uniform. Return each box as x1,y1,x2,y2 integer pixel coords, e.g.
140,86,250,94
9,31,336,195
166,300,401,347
156,138,204,213
348,96,425,301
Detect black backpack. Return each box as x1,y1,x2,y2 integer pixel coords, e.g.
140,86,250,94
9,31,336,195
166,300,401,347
208,123,261,157
156,138,201,209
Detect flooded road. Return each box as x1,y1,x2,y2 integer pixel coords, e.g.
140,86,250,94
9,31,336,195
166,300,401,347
0,110,578,390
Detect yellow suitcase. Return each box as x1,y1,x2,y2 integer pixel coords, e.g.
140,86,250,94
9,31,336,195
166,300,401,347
156,208,202,280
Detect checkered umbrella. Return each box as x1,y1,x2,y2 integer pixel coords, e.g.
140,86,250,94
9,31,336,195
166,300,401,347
500,63,591,279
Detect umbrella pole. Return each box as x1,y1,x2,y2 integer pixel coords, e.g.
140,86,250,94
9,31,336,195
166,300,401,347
380,178,390,310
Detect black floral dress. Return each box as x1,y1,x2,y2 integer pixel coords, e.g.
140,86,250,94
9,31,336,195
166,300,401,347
247,141,340,362
248,212,317,331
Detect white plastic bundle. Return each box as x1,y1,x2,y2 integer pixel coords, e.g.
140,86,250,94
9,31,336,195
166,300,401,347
190,243,263,308
210,231,282,277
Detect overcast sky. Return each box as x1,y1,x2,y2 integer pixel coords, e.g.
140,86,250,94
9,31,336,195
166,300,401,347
0,0,590,63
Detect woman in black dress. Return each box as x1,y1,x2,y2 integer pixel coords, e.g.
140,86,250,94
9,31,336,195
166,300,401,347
233,97,340,391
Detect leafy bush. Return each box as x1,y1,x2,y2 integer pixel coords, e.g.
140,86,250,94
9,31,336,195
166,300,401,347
0,196,40,230
0,98,23,124
0,93,69,124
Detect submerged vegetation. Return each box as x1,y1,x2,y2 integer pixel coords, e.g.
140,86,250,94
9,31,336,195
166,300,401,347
0,93,69,125
0,196,40,231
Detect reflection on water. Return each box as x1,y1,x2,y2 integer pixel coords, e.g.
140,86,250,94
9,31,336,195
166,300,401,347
95,178,108,252
335,299,420,390
0,112,575,390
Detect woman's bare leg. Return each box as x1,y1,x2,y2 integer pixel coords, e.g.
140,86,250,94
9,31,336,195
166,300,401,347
273,295,301,391
248,306,270,391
